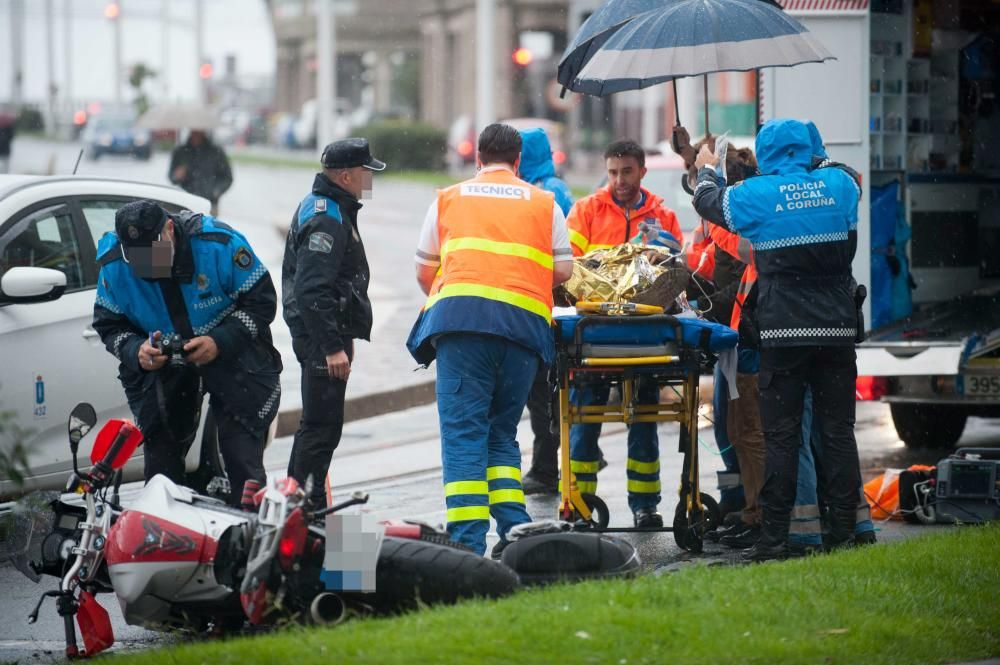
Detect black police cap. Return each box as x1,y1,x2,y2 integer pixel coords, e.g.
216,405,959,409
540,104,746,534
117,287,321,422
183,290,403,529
321,137,386,171
115,200,168,248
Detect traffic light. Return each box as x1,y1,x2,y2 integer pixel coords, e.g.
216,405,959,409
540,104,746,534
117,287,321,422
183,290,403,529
104,2,120,20
512,48,533,67
199,62,213,80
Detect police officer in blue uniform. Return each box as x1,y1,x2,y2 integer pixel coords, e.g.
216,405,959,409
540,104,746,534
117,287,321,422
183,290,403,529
93,201,282,506
283,138,385,508
692,118,865,561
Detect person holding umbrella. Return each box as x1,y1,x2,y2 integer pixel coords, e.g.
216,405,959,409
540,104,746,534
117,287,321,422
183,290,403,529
692,118,865,561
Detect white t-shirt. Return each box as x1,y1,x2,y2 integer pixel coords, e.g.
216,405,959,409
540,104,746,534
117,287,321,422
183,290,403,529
415,166,573,268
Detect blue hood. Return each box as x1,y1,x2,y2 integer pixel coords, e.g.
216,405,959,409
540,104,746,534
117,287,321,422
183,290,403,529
754,118,813,176
518,128,557,184
804,120,828,160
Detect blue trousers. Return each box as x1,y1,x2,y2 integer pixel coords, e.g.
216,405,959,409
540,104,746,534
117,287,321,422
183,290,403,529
569,379,660,513
435,334,535,555
791,388,875,545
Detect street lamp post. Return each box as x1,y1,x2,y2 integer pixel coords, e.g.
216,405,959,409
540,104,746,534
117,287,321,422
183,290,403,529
316,0,335,147
475,0,496,132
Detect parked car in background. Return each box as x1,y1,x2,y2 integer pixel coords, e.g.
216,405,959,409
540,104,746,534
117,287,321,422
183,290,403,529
448,116,571,174
0,175,227,498
81,113,152,161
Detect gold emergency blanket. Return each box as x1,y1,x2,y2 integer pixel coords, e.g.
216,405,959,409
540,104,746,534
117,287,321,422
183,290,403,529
564,243,683,304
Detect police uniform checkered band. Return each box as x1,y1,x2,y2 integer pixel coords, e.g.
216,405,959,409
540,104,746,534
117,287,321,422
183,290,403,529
193,302,236,336
111,332,132,358
95,294,122,314
231,309,258,339
753,231,848,251
257,383,280,421
230,262,267,299
722,188,734,231
760,327,856,339
693,180,713,195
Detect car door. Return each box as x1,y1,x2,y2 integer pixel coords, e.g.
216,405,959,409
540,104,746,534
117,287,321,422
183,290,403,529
0,199,116,493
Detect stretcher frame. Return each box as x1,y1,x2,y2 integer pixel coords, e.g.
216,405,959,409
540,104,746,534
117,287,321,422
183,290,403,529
554,302,719,553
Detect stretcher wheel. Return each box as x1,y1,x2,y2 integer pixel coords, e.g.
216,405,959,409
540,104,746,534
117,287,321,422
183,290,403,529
672,493,720,553
576,493,610,529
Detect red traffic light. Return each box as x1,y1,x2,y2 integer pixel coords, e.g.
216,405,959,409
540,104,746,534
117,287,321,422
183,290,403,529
512,48,533,67
199,63,213,80
104,3,120,19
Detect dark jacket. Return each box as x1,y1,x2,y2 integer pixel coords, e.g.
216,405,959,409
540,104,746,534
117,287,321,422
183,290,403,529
169,140,233,202
93,212,281,436
693,118,862,348
282,174,372,372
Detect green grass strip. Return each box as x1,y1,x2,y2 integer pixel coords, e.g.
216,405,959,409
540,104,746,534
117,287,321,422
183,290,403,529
230,152,456,188
113,525,999,665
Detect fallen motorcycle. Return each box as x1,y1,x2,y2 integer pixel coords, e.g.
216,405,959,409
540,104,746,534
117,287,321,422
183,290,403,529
14,404,519,658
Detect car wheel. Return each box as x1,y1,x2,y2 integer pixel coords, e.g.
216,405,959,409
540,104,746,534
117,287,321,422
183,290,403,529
185,407,225,494
890,403,967,449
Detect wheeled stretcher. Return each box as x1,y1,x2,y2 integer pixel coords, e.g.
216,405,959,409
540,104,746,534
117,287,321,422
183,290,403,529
553,302,738,552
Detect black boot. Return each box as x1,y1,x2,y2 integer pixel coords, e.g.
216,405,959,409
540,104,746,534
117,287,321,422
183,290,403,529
720,524,762,549
633,507,663,528
739,539,788,562
522,470,559,495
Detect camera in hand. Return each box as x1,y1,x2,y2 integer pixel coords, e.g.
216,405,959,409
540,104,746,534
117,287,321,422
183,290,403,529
155,332,189,368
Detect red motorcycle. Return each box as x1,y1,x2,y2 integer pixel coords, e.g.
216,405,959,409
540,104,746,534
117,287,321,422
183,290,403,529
14,404,519,658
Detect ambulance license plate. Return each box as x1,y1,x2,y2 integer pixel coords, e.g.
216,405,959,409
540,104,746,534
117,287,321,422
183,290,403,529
963,374,1000,396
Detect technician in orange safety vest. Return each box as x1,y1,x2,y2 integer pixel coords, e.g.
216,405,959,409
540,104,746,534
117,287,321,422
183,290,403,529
407,123,574,557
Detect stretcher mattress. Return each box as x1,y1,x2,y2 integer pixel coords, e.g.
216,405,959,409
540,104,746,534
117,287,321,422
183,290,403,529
555,314,738,353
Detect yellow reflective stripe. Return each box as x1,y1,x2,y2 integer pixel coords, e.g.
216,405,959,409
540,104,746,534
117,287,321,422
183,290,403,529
486,466,522,482
446,506,491,523
444,480,489,497
425,283,552,322
588,243,614,252
442,237,553,270
577,481,597,495
627,479,661,494
627,458,660,474
489,489,525,505
568,228,589,253
571,460,600,474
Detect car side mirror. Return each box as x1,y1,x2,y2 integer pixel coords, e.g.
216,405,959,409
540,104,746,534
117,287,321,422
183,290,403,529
0,267,67,304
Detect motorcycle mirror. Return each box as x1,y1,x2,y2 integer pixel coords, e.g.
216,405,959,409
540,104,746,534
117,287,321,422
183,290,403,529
67,403,97,454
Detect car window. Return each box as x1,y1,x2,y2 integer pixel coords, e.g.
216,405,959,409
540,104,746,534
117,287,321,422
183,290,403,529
0,204,86,291
79,200,120,246
80,199,185,249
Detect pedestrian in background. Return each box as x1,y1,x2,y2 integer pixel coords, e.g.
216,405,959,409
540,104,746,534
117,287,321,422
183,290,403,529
283,138,384,510
0,108,15,174
169,129,233,216
92,201,282,506
408,123,573,557
517,127,574,496
693,118,865,562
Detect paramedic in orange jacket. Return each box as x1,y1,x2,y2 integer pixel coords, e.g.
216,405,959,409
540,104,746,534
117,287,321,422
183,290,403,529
565,140,684,527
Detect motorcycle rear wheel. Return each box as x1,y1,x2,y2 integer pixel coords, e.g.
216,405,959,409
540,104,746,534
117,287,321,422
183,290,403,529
365,536,520,614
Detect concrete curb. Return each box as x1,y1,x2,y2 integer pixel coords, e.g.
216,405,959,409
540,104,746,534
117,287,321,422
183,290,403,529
274,375,716,439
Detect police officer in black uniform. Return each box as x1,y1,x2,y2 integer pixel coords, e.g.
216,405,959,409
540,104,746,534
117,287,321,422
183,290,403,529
93,201,282,506
283,138,385,507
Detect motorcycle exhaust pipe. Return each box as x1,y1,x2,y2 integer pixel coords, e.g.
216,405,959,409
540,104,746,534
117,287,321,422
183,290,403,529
309,592,347,625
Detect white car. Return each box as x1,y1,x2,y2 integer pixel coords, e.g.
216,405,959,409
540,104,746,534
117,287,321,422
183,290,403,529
0,175,223,498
